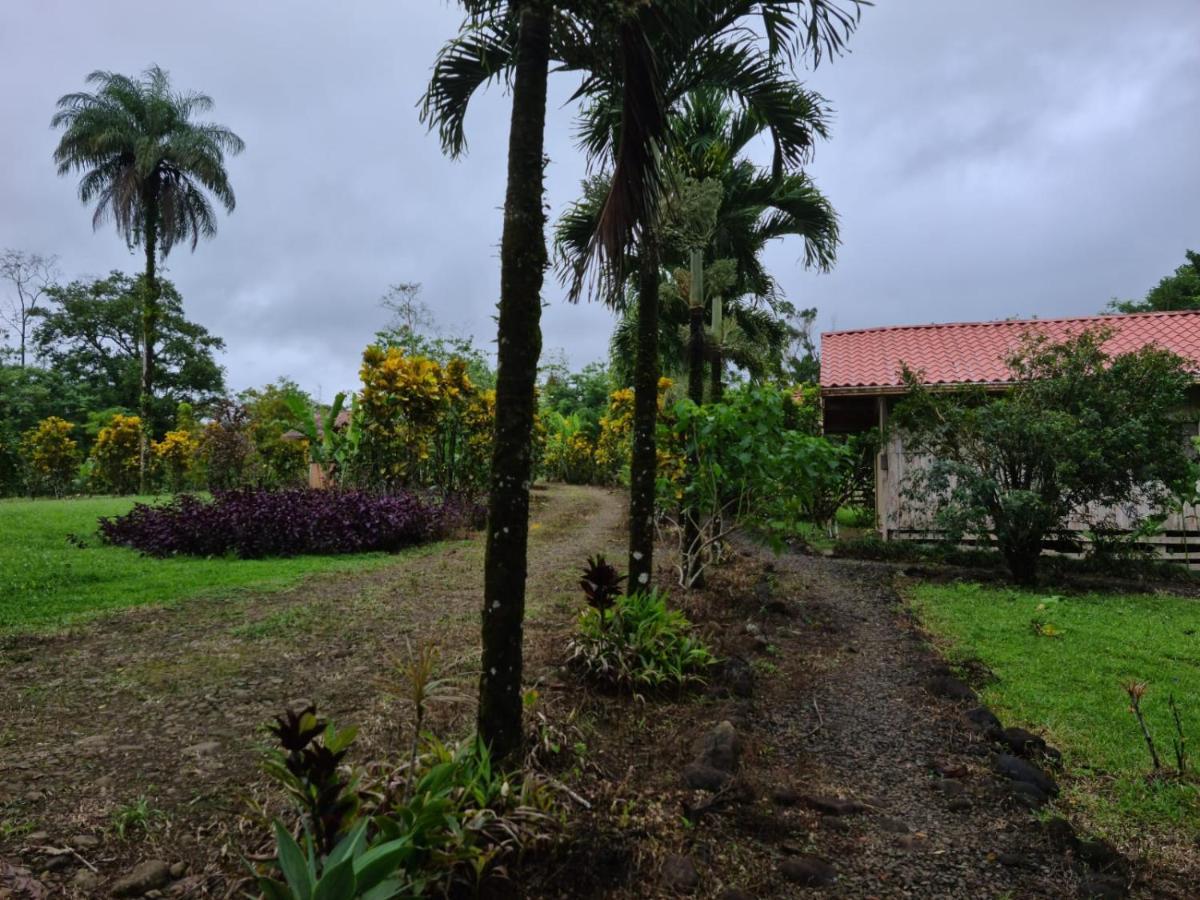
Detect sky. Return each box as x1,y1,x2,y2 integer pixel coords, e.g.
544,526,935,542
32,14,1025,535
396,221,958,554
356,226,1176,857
1,1,1197,399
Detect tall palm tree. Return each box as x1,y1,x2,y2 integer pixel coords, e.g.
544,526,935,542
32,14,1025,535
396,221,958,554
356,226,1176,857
52,66,244,490
424,0,863,758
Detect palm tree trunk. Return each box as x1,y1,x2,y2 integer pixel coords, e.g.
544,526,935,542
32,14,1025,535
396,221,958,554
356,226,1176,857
683,248,705,587
477,1,549,763
628,231,660,591
139,196,160,495
710,293,723,402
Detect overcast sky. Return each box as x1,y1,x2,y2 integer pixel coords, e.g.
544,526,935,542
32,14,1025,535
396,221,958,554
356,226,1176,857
1,1,1197,398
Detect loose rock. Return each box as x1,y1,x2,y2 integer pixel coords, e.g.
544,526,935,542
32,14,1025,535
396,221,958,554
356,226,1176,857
661,854,699,894
779,855,837,887
111,859,171,897
682,762,731,792
965,706,1002,733
801,794,870,816
927,675,978,702
691,721,740,773
994,753,1058,797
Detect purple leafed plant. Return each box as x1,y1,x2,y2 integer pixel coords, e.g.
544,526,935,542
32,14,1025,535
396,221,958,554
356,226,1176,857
99,488,480,558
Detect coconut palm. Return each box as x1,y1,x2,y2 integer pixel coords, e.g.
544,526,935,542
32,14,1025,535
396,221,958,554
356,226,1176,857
423,0,862,759
52,66,244,489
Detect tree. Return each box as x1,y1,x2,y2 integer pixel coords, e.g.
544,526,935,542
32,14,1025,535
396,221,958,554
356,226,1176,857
0,250,59,367
893,329,1195,585
424,0,863,759
52,65,244,489
35,272,226,432
1110,250,1200,313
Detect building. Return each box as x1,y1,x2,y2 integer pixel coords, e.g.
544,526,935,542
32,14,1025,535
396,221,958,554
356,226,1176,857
820,310,1200,560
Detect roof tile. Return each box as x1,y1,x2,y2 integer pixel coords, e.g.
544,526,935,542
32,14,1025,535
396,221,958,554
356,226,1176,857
821,310,1200,391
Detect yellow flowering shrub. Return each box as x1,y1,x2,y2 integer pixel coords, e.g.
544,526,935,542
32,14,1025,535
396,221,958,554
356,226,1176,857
593,378,675,486
91,413,143,494
152,428,201,492
20,416,80,496
357,345,446,488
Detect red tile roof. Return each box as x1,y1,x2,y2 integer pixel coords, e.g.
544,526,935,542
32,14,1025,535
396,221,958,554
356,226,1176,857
821,310,1200,393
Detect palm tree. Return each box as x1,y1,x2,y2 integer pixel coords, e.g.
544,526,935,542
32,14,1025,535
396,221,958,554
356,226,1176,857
52,66,244,490
423,0,863,759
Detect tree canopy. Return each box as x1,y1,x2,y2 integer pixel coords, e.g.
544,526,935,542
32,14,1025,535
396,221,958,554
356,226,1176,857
1110,250,1200,313
34,272,226,433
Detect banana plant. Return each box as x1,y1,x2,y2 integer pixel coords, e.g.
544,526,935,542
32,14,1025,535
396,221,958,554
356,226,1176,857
284,392,360,482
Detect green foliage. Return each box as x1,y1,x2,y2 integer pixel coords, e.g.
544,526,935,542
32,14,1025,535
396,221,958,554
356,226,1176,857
1110,250,1200,313
35,272,226,434
0,364,93,495
661,383,859,584
894,329,1196,585
242,380,312,489
52,65,244,258
567,589,716,691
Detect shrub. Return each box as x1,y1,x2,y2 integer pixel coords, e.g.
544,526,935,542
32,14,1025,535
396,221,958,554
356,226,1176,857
19,416,79,496
90,413,142,494
567,588,716,691
199,399,254,490
151,428,200,493
98,488,468,558
893,329,1195,585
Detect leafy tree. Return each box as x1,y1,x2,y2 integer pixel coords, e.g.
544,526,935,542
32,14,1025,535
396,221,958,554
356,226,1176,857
0,250,59,367
375,282,495,389
241,380,313,489
540,359,614,436
662,383,853,586
52,65,244,489
199,399,254,491
1110,250,1200,313
893,330,1195,585
35,272,225,434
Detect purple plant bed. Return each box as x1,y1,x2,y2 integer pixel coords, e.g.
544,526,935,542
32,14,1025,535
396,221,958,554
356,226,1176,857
99,488,483,559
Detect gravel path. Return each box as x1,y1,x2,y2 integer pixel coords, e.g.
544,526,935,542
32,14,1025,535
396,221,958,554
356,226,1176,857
756,551,1085,898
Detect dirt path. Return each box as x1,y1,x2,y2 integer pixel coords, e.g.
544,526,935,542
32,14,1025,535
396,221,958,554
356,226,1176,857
0,484,627,897
3,489,1179,899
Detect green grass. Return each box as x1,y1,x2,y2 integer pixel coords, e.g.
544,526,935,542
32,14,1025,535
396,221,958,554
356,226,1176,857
909,581,1200,841
0,495,401,633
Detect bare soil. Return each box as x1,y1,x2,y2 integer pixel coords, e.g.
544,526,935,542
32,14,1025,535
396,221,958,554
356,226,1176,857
0,485,1193,898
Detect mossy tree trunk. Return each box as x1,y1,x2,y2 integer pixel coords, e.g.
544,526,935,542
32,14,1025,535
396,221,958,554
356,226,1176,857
628,231,660,591
683,247,705,587
139,188,160,495
477,1,550,764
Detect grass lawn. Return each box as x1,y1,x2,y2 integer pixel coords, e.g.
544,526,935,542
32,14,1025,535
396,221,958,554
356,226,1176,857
0,495,402,633
908,581,1200,845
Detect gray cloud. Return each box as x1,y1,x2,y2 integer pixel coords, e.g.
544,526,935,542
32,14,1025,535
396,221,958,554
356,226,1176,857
1,1,1197,397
